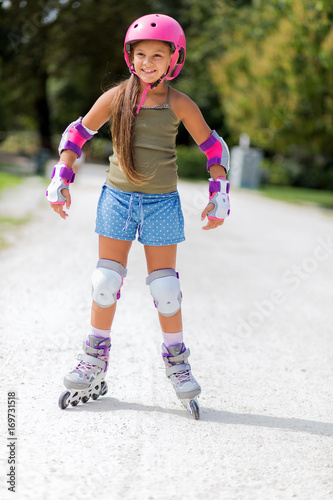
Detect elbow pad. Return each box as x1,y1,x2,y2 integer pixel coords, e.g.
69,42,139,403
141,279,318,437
58,117,97,158
199,130,230,173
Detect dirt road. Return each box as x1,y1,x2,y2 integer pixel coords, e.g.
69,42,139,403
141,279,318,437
1,163,332,499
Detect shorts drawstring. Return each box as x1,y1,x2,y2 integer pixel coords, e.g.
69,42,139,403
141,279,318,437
122,194,133,233
122,193,144,236
96,185,185,245
138,196,144,236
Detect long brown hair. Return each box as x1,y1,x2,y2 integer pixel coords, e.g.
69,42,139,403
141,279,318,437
110,74,150,185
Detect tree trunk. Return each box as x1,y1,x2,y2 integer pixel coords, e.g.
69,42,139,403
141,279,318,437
35,70,52,151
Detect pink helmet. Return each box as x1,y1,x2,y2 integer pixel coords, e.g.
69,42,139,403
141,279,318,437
124,14,186,81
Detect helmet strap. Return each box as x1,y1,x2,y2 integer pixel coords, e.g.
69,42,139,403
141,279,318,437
133,47,180,114
136,83,151,114
165,48,181,80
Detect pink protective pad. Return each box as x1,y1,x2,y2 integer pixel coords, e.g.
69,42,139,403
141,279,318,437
59,118,96,158
199,130,230,172
67,127,87,149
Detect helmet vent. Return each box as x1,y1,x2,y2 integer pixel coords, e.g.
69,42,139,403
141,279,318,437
151,23,157,27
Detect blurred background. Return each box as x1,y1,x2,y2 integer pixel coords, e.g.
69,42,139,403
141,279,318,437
0,0,332,208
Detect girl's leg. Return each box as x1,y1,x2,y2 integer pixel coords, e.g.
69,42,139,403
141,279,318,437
144,244,182,334
62,236,132,397
91,236,132,330
144,244,201,404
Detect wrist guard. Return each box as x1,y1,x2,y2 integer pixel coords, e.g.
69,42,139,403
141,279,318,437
58,117,97,158
207,177,230,220
46,162,75,205
199,130,230,173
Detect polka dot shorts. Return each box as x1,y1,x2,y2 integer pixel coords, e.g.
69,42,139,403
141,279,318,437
95,184,185,246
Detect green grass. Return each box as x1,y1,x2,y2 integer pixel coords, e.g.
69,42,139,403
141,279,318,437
0,216,30,226
260,186,333,210
0,168,26,248
0,169,22,192
0,216,31,249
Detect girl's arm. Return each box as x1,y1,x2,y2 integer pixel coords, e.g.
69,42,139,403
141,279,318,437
81,87,116,132
170,89,228,230
49,88,116,219
59,87,117,168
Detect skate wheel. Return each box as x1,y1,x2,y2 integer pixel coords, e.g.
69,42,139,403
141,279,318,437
69,391,80,406
100,381,108,397
81,395,90,404
91,392,100,400
189,399,200,420
58,391,71,410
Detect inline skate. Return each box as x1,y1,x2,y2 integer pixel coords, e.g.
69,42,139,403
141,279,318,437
162,343,201,419
58,335,110,409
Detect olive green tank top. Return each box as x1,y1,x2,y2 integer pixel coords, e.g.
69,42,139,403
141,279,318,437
106,86,181,194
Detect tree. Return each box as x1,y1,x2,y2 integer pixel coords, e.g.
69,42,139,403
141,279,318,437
213,0,333,188
0,0,55,148
0,0,155,149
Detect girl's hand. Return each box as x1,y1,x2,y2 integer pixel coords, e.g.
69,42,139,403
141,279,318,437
50,188,71,220
201,176,230,230
46,161,75,219
201,203,225,230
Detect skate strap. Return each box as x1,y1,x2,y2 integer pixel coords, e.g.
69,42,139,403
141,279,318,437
165,362,191,378
163,347,190,365
146,268,179,285
209,177,229,194
82,338,111,357
97,259,127,278
77,353,106,370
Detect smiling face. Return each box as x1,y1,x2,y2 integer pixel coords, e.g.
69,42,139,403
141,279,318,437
132,40,173,86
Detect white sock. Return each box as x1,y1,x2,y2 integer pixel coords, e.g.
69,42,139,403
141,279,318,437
91,326,111,339
162,331,183,347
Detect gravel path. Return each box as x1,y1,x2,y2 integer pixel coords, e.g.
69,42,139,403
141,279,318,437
0,163,332,500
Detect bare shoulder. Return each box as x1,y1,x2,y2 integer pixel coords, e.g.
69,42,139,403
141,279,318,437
169,88,200,121
169,87,211,144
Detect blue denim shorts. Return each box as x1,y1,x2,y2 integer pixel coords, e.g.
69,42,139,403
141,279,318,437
95,184,185,246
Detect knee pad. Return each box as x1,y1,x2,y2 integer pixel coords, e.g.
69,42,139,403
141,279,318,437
146,268,182,317
92,259,127,308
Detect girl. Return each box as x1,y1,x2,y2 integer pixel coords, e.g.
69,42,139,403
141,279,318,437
47,14,230,418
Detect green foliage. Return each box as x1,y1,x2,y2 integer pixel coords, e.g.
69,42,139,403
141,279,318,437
0,131,40,155
212,0,333,188
176,145,207,180
261,157,302,187
0,59,10,136
0,170,22,192
1,0,333,190
89,138,113,162
174,0,232,137
260,185,333,210
0,0,156,137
